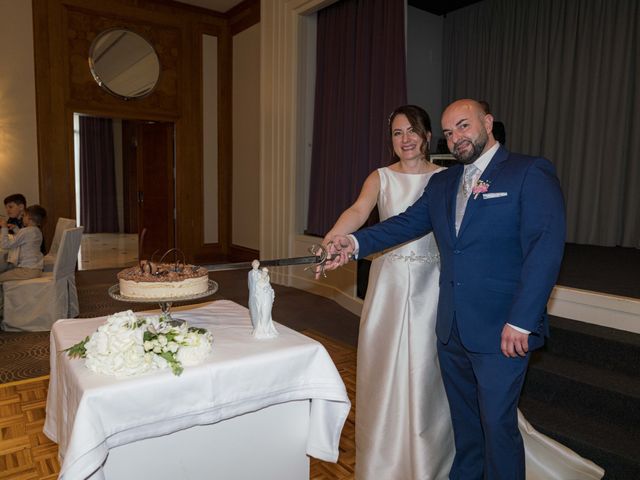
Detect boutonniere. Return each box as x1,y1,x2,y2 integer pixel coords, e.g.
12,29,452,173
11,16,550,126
472,180,490,199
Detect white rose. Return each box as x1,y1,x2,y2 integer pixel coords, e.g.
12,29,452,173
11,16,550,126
86,330,110,356
176,333,213,367
108,310,138,329
83,311,168,377
107,327,140,355
118,347,155,377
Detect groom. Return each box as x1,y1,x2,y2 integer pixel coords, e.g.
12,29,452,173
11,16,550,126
324,99,566,479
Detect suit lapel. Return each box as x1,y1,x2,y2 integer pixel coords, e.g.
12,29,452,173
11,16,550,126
457,147,510,238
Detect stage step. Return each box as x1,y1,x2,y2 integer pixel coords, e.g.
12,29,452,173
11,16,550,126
523,352,640,426
520,315,640,479
519,396,640,480
545,315,640,377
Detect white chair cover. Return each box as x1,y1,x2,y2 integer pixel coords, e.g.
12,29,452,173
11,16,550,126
44,218,77,272
2,227,83,331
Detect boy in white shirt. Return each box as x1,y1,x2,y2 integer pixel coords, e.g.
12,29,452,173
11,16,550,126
0,204,46,282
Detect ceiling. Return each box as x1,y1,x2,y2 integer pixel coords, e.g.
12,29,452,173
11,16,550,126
173,0,243,13
176,0,484,16
408,0,482,16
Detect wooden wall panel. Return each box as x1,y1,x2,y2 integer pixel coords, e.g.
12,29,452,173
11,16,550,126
32,0,257,263
65,7,180,115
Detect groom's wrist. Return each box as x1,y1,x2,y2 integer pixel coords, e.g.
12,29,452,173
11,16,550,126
507,323,530,335
347,234,360,259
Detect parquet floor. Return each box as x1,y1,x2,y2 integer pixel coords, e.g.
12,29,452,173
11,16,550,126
0,330,356,480
0,377,59,479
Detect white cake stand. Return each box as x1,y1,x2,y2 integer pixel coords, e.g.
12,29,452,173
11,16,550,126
108,280,219,325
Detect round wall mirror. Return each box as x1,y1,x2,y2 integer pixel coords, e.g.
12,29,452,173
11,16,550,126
89,29,160,100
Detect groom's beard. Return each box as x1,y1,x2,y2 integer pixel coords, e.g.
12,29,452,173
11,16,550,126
452,130,488,164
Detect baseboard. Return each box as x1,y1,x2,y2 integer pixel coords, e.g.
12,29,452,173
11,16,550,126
287,272,363,316
229,245,259,262
280,274,640,334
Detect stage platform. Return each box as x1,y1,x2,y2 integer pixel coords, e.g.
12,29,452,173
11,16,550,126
557,243,639,300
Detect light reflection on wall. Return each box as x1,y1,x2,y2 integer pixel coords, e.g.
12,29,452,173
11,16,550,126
0,80,15,196
0,0,40,204
0,65,40,204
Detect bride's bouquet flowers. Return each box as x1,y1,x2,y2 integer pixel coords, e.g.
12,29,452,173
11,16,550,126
65,310,213,377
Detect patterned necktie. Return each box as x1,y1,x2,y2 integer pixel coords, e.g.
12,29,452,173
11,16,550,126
455,164,479,234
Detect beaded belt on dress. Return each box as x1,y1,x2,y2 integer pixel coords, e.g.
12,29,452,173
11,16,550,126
387,250,440,264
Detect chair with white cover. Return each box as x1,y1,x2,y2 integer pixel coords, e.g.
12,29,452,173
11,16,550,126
2,227,83,331
43,217,77,272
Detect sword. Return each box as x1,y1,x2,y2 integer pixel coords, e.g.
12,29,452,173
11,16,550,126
200,244,337,274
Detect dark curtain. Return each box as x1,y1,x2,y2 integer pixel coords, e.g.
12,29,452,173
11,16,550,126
306,0,407,237
79,116,119,234
442,0,640,247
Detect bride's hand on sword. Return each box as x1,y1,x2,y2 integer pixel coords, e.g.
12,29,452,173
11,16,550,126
315,235,355,279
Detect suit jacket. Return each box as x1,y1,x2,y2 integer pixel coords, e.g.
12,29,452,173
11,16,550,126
354,146,566,353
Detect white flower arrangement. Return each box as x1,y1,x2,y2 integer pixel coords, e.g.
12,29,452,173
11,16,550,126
65,310,213,377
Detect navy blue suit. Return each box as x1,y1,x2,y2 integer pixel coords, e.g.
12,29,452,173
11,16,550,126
354,146,566,479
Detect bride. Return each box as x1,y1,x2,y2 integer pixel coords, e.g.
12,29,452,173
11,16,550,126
322,105,603,479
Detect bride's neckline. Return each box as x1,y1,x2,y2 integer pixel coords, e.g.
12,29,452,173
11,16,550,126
386,165,443,175
387,159,442,175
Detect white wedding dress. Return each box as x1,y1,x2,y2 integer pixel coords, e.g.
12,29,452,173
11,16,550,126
355,167,604,480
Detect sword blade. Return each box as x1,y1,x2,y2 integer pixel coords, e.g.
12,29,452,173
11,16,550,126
202,255,322,272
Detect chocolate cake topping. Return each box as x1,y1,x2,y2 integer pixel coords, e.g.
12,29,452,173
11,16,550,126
118,264,208,282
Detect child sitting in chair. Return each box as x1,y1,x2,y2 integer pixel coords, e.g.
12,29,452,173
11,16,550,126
3,193,46,253
0,204,47,282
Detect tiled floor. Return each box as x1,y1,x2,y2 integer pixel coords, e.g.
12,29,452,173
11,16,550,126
78,233,138,270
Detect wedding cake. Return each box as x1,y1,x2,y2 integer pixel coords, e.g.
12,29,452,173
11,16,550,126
118,261,209,299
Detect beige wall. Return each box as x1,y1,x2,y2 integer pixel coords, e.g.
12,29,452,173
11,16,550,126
259,0,363,313
232,23,260,250
0,0,39,206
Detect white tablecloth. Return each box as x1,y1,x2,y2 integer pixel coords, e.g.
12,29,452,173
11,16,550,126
44,300,351,480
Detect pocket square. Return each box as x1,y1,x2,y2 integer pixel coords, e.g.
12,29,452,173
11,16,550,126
482,192,508,199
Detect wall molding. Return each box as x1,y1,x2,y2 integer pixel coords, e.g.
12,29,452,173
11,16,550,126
289,237,640,333
260,0,336,287
548,286,640,334
32,0,260,263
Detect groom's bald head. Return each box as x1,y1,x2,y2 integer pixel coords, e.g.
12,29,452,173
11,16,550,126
441,99,496,164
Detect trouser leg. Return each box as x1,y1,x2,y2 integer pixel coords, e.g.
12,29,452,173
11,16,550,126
470,348,529,480
437,320,484,480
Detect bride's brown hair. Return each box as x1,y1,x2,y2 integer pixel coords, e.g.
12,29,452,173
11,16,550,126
388,105,432,161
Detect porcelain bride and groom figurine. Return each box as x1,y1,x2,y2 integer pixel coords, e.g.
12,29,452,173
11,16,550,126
248,260,279,339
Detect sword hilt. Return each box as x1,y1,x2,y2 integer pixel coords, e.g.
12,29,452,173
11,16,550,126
304,243,352,278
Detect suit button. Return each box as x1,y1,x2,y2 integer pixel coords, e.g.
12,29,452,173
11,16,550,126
454,250,461,254
456,282,463,286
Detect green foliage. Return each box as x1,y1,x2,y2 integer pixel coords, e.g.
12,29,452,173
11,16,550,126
64,337,90,358
159,351,184,376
